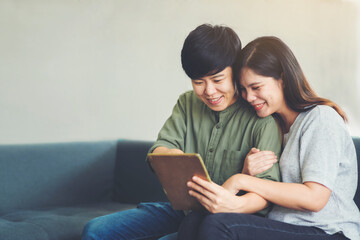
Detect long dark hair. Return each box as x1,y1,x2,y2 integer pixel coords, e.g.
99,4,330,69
234,36,347,123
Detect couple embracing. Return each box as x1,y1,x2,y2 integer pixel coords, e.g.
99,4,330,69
82,24,360,240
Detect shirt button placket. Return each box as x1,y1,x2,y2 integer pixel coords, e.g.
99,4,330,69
206,123,222,181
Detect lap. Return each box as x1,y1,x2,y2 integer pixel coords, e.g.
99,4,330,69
82,202,184,240
178,210,208,240
197,213,347,240
158,232,178,240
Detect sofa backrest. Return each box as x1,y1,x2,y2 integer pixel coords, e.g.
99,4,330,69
113,140,167,204
112,138,360,208
112,137,360,208
0,137,358,214
0,140,118,214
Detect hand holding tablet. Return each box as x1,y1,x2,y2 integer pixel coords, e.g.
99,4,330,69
147,153,211,210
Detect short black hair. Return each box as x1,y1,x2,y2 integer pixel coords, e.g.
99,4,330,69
181,24,242,80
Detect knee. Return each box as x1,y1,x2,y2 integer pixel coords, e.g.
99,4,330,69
197,213,229,240
197,213,252,240
197,213,257,240
178,211,207,240
81,217,108,240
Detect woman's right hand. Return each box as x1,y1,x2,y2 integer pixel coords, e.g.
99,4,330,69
242,148,277,176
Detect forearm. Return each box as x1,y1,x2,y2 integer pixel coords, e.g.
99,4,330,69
234,192,269,214
238,174,329,212
152,146,184,154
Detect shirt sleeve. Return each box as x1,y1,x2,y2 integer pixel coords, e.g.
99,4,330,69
148,93,187,153
253,116,282,182
299,107,344,190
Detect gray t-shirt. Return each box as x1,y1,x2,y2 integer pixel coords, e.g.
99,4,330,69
268,105,360,240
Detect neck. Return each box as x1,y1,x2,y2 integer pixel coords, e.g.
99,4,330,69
277,108,300,134
228,94,239,107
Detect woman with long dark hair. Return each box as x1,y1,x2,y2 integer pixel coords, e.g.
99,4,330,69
184,36,360,239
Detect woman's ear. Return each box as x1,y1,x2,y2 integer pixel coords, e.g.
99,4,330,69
280,73,285,88
280,79,285,89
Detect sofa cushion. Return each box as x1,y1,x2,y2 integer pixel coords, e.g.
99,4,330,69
0,202,136,240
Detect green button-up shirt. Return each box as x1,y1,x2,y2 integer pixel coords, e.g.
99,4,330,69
150,91,281,185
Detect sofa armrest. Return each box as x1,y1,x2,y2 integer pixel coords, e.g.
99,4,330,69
113,140,167,204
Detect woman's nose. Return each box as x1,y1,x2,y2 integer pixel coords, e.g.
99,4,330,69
243,90,256,103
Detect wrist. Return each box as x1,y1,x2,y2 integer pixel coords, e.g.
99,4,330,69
231,195,247,213
236,173,250,192
231,174,245,193
241,166,249,175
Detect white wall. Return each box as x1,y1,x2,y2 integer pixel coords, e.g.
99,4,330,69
0,0,359,144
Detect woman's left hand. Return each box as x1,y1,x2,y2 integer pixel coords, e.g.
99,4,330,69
187,176,243,213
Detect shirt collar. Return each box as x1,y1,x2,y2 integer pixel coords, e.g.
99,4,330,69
214,100,242,122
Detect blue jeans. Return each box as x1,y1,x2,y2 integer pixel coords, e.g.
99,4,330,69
81,202,184,240
177,211,349,240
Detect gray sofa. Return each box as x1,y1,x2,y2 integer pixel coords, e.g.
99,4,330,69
0,140,167,240
0,138,359,240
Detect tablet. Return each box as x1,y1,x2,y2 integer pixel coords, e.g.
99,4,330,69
147,153,211,210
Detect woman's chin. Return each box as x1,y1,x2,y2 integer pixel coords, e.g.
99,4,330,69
256,110,271,118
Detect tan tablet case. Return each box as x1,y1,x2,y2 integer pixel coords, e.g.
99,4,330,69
147,153,211,210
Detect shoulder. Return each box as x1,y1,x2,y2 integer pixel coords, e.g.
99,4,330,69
306,105,341,119
178,90,201,103
176,90,207,114
302,105,345,129
179,90,195,98
296,105,349,140
177,90,199,105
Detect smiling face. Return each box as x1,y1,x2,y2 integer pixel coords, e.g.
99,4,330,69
192,66,237,112
239,67,286,118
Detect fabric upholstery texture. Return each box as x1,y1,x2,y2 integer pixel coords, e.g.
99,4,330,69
0,202,135,240
113,139,167,203
0,140,166,240
0,138,358,240
0,141,118,213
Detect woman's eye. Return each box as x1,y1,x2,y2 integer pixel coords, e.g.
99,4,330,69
252,86,260,90
214,79,223,83
193,82,203,85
